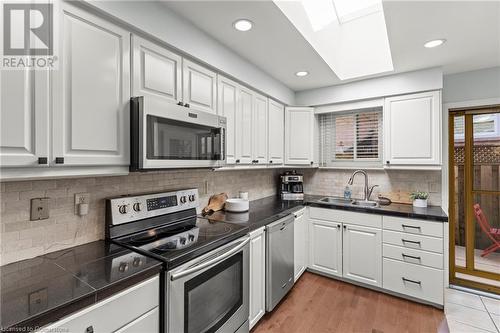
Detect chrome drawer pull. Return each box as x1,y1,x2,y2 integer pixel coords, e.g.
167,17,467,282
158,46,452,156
402,253,421,261
402,239,421,246
402,277,421,285
402,224,421,231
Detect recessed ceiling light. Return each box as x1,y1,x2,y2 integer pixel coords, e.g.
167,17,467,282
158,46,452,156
424,39,446,48
295,71,309,77
233,19,253,32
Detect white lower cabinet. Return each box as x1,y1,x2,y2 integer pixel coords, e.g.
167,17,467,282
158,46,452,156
383,258,444,305
342,224,382,287
41,276,159,333
249,227,266,329
306,207,444,306
293,208,307,282
309,219,343,277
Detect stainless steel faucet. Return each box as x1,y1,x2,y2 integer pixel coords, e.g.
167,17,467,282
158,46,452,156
347,170,379,201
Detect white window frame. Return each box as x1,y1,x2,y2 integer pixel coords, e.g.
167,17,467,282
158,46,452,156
319,108,383,168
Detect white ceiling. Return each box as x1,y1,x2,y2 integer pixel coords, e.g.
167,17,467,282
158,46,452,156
164,1,500,92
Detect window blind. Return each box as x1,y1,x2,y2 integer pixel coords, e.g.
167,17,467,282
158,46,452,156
319,109,382,166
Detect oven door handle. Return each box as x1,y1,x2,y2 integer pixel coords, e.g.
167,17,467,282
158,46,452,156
170,237,249,281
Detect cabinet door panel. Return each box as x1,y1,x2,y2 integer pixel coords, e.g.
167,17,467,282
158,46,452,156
53,4,130,165
236,87,253,164
285,107,314,165
268,100,284,165
132,36,182,103
384,91,441,166
249,228,266,329
0,69,49,167
183,59,217,114
343,224,382,287
309,219,342,277
253,93,268,164
294,209,307,282
217,76,238,164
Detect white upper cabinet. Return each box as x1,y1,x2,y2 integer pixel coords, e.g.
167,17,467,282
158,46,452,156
182,59,217,114
285,107,314,166
268,99,284,165
217,76,239,164
236,86,254,164
309,219,342,277
0,69,49,167
252,93,268,165
132,36,182,104
383,91,441,167
342,224,382,287
53,3,130,166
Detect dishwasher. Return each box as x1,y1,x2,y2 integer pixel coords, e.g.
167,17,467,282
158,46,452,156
266,213,294,311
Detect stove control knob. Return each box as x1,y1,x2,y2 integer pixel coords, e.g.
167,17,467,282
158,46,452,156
188,194,196,202
133,203,142,212
118,262,129,272
179,237,187,245
133,257,142,267
118,205,129,214
180,196,187,204
188,234,195,242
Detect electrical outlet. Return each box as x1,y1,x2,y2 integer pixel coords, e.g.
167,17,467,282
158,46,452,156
29,288,48,314
30,198,50,221
74,193,90,214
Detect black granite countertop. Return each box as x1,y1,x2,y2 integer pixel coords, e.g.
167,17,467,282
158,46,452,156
305,194,449,222
0,240,162,332
203,195,448,230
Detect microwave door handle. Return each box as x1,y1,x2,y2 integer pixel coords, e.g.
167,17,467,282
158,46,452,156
170,237,249,281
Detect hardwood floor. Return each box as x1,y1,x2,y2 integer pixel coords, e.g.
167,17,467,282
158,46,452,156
252,272,445,333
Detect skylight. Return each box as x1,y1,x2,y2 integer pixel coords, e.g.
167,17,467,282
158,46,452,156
274,0,394,80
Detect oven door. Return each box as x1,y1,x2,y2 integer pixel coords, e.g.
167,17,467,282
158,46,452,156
167,237,249,333
131,96,226,170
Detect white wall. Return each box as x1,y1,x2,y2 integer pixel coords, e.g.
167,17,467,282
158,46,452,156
295,67,443,106
443,66,500,103
84,0,295,105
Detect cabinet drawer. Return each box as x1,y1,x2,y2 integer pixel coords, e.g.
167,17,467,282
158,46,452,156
46,276,159,333
383,216,443,238
383,258,443,305
383,244,443,269
383,230,443,253
115,307,159,333
309,207,382,228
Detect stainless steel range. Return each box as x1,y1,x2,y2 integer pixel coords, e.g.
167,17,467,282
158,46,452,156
106,189,250,333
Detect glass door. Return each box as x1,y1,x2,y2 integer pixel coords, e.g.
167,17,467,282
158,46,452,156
449,106,500,294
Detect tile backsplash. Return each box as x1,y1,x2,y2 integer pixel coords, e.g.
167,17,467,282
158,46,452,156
1,168,442,265
0,169,280,265
302,169,442,205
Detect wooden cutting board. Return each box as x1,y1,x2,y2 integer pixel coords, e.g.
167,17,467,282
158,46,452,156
379,191,412,205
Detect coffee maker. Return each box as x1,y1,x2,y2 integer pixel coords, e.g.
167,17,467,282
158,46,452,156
280,171,304,200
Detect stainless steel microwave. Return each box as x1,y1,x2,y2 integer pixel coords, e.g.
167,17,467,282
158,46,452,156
130,96,226,170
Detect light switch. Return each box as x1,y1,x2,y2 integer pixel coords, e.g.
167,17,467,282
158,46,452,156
30,198,50,221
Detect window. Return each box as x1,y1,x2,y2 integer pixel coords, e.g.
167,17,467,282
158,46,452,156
454,113,500,141
319,109,382,166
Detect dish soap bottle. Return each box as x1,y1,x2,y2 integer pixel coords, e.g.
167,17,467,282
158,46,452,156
343,185,352,200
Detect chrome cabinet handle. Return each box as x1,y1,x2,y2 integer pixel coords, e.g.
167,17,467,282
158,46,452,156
38,157,48,164
402,224,421,231
402,239,421,246
337,224,341,229
402,277,421,285
170,237,249,281
85,326,94,333
402,253,421,261
177,101,183,106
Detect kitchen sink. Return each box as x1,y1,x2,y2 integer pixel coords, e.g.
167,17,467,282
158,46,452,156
351,200,380,208
317,197,381,208
318,197,353,205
